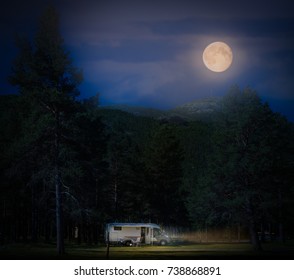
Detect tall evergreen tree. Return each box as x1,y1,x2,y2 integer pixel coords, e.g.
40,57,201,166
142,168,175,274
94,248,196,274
187,86,294,250
102,111,152,222
9,6,82,254
144,124,186,225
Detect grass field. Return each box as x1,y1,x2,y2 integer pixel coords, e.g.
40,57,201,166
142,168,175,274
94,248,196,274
1,242,294,260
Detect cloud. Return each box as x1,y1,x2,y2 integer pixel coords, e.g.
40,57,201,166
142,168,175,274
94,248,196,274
2,0,294,116
79,40,244,108
83,59,185,99
58,1,294,107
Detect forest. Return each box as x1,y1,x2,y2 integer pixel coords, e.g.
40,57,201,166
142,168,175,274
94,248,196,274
0,7,293,254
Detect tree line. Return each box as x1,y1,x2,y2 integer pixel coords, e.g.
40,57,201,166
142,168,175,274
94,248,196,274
0,7,293,254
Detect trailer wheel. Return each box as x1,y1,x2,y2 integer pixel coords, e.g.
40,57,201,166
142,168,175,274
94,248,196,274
160,240,167,246
125,240,133,246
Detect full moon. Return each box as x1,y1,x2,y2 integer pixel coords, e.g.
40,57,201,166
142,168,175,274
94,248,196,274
202,42,233,72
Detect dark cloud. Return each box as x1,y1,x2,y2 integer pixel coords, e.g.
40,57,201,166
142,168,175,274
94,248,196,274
1,0,294,120
145,17,294,38
72,39,184,63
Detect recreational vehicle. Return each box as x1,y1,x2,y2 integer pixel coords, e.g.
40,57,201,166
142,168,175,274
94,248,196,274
105,223,170,246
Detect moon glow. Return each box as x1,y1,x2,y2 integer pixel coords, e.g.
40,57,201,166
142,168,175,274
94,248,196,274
203,42,233,72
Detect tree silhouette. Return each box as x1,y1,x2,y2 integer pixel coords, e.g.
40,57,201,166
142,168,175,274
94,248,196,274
9,6,82,255
187,86,294,250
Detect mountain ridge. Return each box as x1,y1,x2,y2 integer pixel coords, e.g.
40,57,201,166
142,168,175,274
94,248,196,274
100,97,220,121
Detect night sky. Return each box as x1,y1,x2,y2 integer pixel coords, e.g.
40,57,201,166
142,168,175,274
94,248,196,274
1,0,294,121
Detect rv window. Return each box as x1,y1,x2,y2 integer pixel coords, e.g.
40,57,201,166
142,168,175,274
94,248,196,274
114,226,122,231
153,228,160,237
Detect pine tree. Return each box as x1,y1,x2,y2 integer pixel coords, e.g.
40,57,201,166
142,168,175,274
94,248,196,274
144,124,185,225
9,6,82,254
187,86,293,250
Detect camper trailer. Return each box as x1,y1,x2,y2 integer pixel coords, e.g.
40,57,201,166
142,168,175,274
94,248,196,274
105,223,170,246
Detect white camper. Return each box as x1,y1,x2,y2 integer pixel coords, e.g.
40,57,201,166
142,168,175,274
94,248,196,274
105,223,170,246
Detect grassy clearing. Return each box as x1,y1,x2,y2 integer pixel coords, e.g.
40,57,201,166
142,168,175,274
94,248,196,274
1,242,294,260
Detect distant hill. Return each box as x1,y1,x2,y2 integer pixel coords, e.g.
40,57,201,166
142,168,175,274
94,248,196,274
169,97,220,121
101,104,168,119
100,97,220,121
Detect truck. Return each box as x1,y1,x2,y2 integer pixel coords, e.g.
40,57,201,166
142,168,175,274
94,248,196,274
105,223,170,246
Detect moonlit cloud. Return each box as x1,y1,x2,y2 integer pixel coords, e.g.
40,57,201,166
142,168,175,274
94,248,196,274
1,0,294,119
58,0,294,110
